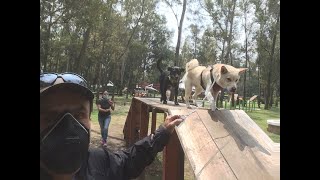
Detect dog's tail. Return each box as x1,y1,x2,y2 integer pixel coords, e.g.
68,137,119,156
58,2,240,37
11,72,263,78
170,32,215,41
186,59,199,72
157,56,164,74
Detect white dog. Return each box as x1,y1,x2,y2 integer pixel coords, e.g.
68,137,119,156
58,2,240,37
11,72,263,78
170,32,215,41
182,59,247,111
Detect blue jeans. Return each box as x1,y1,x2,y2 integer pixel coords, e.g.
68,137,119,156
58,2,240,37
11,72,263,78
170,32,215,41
98,115,111,142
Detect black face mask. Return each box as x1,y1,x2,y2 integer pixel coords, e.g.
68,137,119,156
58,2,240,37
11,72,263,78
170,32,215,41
40,113,90,174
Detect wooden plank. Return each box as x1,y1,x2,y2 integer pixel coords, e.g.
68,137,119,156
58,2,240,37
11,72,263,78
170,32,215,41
135,97,190,112
126,105,133,146
139,103,149,139
200,109,279,179
249,95,258,101
171,109,237,180
124,98,279,180
151,108,157,134
162,113,184,180
196,152,237,180
129,98,141,146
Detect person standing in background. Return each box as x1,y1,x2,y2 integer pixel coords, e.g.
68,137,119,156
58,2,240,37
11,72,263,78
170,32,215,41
97,91,115,146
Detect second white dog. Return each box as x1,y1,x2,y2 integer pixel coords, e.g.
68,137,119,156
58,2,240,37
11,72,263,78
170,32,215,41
182,59,247,111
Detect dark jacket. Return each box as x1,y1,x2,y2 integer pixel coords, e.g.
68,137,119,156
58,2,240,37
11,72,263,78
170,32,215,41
40,125,170,180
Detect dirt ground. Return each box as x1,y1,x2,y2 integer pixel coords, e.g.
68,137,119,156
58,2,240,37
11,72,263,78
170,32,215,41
90,121,127,152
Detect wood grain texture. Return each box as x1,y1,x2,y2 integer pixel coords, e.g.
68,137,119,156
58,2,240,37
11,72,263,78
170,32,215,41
125,98,280,180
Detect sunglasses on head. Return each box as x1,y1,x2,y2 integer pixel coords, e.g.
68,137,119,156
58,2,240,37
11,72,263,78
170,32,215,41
40,72,88,89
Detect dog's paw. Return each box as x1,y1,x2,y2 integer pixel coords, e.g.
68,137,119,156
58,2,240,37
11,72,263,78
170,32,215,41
175,102,179,105
163,100,167,104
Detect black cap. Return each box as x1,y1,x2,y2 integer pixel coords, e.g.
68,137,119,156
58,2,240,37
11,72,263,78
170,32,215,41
40,78,94,100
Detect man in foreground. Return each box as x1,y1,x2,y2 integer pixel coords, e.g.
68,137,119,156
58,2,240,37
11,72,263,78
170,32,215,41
40,72,183,180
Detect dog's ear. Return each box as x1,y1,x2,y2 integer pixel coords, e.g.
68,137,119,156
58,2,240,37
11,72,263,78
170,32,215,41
167,67,172,71
238,68,248,74
221,66,228,74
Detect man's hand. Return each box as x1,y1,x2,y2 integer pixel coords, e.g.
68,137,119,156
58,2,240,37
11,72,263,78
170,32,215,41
163,113,184,134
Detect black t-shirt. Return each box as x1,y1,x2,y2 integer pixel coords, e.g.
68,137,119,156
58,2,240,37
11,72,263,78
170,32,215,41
97,98,111,117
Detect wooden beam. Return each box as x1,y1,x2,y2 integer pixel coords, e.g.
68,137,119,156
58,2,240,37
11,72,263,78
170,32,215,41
129,98,141,146
123,98,279,180
151,108,157,134
139,103,149,139
126,105,133,146
162,113,184,180
172,109,236,179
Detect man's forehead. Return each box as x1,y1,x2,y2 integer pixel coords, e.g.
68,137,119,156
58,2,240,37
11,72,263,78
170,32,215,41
41,92,90,110
41,102,89,113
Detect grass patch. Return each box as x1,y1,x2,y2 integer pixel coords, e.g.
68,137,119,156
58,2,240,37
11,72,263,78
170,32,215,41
246,105,280,143
200,99,280,143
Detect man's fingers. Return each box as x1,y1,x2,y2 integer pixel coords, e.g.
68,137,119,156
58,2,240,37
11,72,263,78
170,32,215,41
170,118,184,126
169,115,180,120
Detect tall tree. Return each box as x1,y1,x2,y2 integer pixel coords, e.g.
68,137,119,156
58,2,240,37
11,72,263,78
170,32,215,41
253,0,280,109
189,24,201,58
197,27,217,65
240,0,255,102
163,0,187,66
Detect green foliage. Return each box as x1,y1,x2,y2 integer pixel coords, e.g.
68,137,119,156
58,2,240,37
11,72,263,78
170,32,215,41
40,0,280,106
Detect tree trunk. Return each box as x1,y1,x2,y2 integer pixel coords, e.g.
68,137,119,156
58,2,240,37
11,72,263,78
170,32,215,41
42,15,53,72
175,0,187,66
231,93,235,108
219,9,229,104
243,7,248,103
269,88,273,108
93,42,105,97
119,0,145,87
225,0,237,64
220,41,226,64
258,65,261,108
74,27,91,73
265,10,280,110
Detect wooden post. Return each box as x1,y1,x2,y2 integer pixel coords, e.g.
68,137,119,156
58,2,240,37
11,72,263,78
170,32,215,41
135,101,151,180
151,108,157,134
139,103,149,139
138,103,149,180
129,98,141,146
127,105,133,146
162,113,184,180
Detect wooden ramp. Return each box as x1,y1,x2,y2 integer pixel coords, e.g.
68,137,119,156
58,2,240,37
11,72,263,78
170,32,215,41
123,98,280,180
171,108,280,180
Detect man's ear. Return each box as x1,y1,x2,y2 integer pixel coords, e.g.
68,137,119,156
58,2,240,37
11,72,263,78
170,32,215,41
238,68,248,74
167,67,172,71
221,66,228,74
